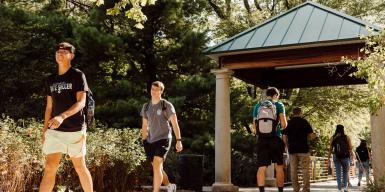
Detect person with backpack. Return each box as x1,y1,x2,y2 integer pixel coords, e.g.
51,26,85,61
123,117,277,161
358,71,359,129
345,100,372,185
355,139,371,186
140,81,183,192
252,87,287,192
327,124,353,192
282,107,316,192
40,42,93,192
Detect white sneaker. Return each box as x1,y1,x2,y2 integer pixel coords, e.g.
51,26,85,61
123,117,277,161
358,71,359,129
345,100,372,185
166,183,176,192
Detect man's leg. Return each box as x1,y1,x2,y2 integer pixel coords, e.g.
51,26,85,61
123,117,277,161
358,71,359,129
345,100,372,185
290,154,300,192
275,164,284,187
299,153,311,192
257,166,267,191
71,156,93,192
162,170,170,185
39,153,61,192
272,137,285,192
149,165,170,185
153,156,164,192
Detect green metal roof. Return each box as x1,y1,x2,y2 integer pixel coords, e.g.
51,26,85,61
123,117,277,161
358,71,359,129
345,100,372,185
205,1,381,57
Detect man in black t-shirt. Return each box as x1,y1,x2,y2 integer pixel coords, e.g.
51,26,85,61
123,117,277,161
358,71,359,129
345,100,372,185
39,42,93,192
282,107,316,192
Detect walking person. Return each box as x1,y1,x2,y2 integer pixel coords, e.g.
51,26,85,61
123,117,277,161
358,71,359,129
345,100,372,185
252,87,287,192
40,42,93,192
356,139,371,186
141,81,183,192
282,107,316,192
328,124,353,192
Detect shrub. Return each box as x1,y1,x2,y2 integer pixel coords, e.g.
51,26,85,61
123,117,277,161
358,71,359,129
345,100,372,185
0,116,146,191
363,176,385,192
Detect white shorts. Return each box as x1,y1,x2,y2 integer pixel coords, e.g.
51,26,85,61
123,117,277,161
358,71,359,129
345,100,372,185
42,129,86,158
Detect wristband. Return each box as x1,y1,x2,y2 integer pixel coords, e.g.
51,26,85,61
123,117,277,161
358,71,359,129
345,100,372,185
176,138,182,141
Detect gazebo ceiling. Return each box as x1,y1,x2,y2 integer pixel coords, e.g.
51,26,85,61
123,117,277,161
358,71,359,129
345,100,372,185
205,1,381,88
223,42,366,88
235,64,367,89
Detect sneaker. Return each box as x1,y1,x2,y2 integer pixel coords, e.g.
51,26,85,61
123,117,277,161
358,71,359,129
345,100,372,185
166,183,176,192
344,187,349,192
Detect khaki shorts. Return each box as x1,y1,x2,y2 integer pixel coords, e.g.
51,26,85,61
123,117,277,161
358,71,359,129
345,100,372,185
42,129,86,158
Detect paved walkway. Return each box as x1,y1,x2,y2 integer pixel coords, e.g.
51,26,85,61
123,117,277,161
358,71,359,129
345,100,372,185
146,177,371,191
199,177,368,192
239,178,365,191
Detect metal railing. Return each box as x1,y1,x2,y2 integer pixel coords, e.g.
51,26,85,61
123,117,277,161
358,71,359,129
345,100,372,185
284,155,332,184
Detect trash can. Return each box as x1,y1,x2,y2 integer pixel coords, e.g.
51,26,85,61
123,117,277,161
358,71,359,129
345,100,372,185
177,154,204,192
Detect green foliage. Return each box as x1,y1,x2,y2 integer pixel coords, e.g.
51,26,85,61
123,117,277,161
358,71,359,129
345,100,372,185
231,131,258,186
344,29,385,113
363,176,385,192
96,0,157,29
0,116,146,191
287,86,371,156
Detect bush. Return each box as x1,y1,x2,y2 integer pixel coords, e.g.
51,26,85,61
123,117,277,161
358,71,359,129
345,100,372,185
0,116,146,191
363,176,385,192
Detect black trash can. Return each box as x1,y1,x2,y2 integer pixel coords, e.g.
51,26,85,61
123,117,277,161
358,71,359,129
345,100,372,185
177,154,204,192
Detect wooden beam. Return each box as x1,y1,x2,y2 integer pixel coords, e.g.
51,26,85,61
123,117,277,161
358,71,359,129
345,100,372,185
222,43,364,69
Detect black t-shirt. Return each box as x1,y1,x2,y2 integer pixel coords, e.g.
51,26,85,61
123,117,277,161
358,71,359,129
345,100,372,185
283,116,313,154
46,67,89,132
356,145,370,162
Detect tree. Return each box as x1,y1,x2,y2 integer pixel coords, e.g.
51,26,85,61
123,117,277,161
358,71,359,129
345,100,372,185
344,29,385,112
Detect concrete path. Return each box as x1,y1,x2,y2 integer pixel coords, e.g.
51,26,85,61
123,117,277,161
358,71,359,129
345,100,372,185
200,177,369,192
145,177,371,191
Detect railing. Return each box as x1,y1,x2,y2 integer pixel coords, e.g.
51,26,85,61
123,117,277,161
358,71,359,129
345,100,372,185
284,155,333,184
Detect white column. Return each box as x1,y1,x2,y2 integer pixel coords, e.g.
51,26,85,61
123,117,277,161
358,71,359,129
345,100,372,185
370,106,385,184
211,68,238,192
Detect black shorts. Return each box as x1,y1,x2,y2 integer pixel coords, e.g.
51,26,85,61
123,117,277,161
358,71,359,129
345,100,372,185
143,139,171,162
256,136,285,167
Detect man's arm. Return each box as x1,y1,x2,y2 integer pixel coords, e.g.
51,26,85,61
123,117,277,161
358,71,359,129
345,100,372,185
252,119,256,135
170,114,183,152
306,120,317,141
43,96,53,132
42,96,53,144
279,113,287,129
48,91,87,129
141,117,148,141
308,133,317,141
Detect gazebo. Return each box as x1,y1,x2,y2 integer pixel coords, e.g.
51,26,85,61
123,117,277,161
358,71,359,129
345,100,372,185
205,1,383,191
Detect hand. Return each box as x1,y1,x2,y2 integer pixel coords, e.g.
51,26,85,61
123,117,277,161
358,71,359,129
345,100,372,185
141,131,148,141
48,115,64,129
176,141,183,152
